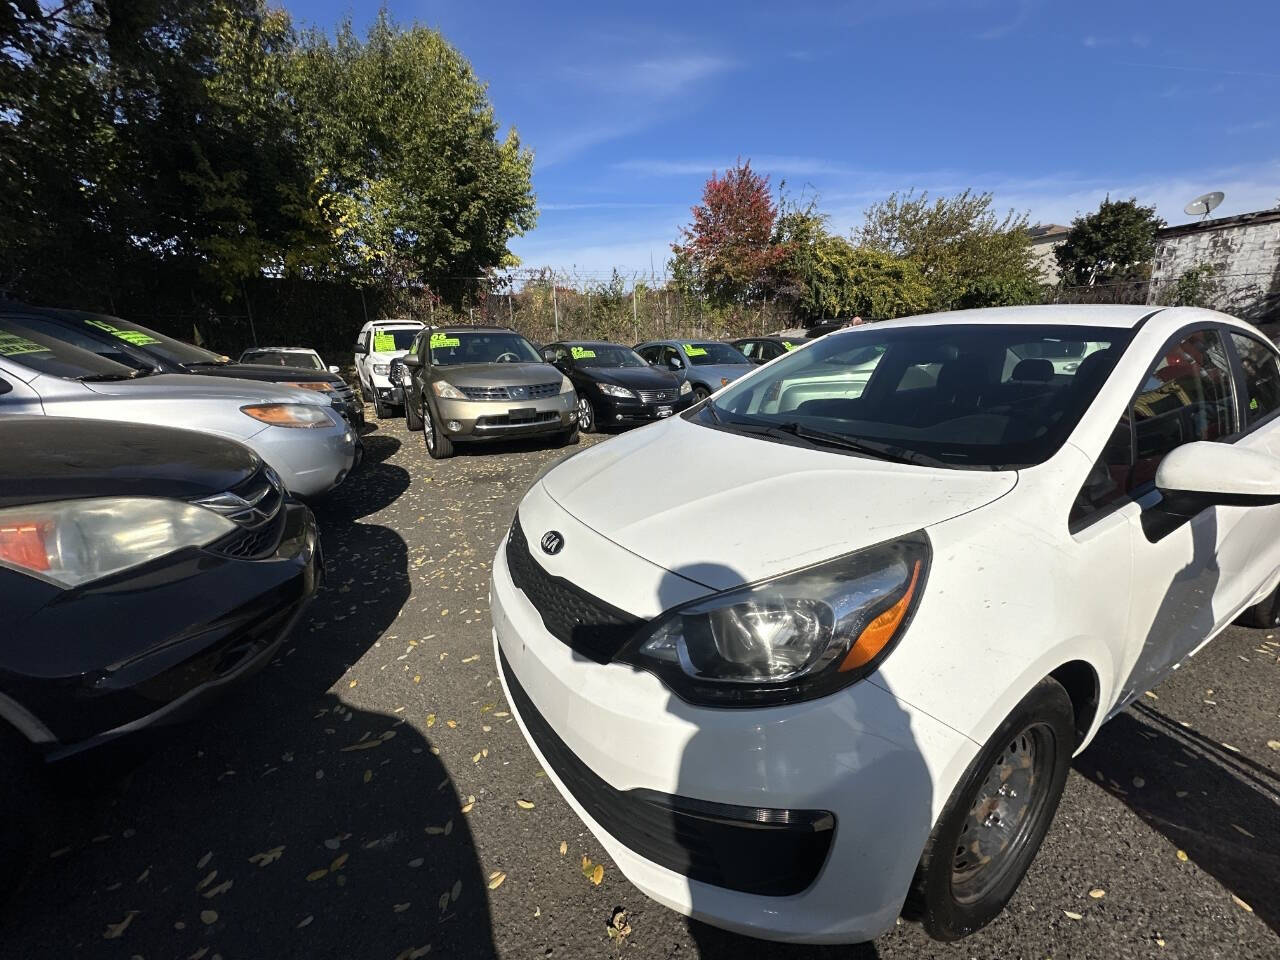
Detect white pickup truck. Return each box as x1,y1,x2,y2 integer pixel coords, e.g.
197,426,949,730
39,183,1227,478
353,319,425,419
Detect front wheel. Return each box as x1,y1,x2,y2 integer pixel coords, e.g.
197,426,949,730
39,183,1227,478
906,677,1074,941
691,385,710,403
423,404,454,459
577,394,596,433
404,392,424,432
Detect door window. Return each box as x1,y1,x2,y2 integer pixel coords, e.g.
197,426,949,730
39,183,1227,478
738,341,758,360
661,346,684,370
1229,332,1280,427
637,345,660,364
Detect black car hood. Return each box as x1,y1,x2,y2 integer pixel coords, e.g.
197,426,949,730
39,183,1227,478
0,417,259,508
183,363,344,386
582,366,680,389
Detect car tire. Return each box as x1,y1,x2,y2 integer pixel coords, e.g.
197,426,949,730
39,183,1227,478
404,392,424,432
691,385,711,402
372,394,387,420
0,725,37,902
1236,583,1280,628
423,404,454,459
905,677,1074,942
577,394,596,433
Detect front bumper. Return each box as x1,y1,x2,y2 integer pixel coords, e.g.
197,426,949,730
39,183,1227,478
249,418,357,497
490,489,979,944
434,390,577,441
3,503,323,760
588,390,692,426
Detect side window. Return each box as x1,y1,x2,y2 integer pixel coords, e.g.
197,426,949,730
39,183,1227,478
661,346,684,369
1229,332,1280,427
1129,329,1235,490
637,345,658,363
738,342,757,360
1070,415,1134,527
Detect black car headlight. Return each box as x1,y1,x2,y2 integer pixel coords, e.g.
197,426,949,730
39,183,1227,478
621,533,929,707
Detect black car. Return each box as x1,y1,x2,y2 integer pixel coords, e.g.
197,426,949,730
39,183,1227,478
0,417,322,884
0,303,363,429
543,340,692,433
731,335,804,364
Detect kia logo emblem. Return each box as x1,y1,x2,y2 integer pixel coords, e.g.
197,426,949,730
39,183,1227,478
540,531,564,555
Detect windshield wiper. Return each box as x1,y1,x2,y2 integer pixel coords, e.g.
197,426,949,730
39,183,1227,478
764,421,949,468
76,370,148,382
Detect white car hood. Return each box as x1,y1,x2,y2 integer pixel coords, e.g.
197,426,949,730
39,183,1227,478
541,416,1017,589
82,373,329,405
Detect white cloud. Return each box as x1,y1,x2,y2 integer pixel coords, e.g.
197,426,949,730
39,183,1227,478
976,0,1038,41
561,54,735,99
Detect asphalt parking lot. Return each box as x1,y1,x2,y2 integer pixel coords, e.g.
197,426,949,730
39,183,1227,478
3,412,1279,960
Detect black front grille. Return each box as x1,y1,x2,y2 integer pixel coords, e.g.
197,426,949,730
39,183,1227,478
479,411,560,428
203,465,287,559
500,649,835,896
462,382,561,401
527,382,560,399
214,507,286,559
636,388,677,404
505,516,640,663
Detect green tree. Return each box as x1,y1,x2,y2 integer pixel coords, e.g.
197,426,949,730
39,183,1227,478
858,190,1040,311
1055,197,1165,287
772,207,930,319
287,12,537,306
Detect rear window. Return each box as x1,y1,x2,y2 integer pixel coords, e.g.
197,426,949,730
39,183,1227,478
0,316,141,379
371,328,421,352
242,350,324,370
683,342,752,366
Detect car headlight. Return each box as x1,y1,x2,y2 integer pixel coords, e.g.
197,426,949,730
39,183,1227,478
678,380,692,396
241,403,335,428
281,381,335,394
433,380,467,400
0,497,236,589
622,533,929,706
597,383,636,399
560,375,574,394
373,364,390,376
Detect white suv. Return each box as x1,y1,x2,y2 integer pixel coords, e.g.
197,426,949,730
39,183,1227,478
353,319,425,419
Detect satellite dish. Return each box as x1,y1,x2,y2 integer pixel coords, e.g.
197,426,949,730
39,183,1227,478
1183,191,1224,220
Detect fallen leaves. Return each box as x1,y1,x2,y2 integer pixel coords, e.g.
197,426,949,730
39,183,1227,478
297,915,313,929
103,911,139,940
306,868,329,882
1088,888,1106,899
196,851,213,870
607,907,632,941
516,799,535,810
559,841,567,856
460,796,476,814
1268,740,1280,751
330,853,349,872
462,655,479,664
199,909,218,925
196,870,217,892
581,856,604,886
393,902,411,913
1176,850,1189,862
1063,910,1083,921
203,879,233,899
393,947,431,960
1232,894,1254,913
487,871,507,890
249,845,285,866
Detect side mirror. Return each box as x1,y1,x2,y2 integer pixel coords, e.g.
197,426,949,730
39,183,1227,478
354,343,368,356
402,354,421,368
667,357,683,371
328,365,340,374
1146,441,1280,541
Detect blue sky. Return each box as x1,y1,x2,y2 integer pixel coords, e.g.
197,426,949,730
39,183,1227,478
284,0,1279,278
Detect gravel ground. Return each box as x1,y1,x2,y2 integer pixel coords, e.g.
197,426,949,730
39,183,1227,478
3,412,1279,960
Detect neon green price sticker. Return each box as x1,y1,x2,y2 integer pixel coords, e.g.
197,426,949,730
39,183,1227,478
430,333,460,349
570,346,596,359
84,319,159,346
0,333,47,357
1251,397,1260,411
372,331,398,352
783,341,797,350
683,344,707,357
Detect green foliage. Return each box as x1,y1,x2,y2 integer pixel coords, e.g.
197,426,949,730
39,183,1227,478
858,190,1040,311
288,12,536,305
1161,263,1222,308
772,208,930,319
1055,197,1165,286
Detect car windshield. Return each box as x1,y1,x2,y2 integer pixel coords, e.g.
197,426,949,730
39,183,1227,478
430,331,542,365
371,328,421,352
66,312,225,367
568,344,646,367
0,316,144,380
700,323,1135,469
683,342,752,366
242,350,324,370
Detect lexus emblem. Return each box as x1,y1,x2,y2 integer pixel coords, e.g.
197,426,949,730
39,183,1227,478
540,531,565,555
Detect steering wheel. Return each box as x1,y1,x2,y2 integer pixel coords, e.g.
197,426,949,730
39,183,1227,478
495,351,520,363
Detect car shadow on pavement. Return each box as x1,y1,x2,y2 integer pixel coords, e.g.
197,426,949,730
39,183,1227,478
1,439,499,959
1078,703,1280,934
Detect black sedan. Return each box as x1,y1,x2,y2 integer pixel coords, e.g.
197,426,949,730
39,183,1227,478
0,417,322,888
0,302,363,429
543,340,692,432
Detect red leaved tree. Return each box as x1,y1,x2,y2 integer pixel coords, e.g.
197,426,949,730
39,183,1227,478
670,159,785,305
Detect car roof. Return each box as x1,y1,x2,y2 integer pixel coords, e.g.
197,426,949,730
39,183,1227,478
430,325,518,334
243,346,317,353
362,319,424,330
556,339,626,348
871,304,1160,331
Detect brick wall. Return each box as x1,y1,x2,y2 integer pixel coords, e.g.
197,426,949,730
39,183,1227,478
1147,209,1280,322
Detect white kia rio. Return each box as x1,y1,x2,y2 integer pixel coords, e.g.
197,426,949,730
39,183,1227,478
490,305,1280,943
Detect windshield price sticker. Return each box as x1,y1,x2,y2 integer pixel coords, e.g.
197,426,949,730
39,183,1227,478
372,331,398,352
430,333,461,349
783,341,797,350
84,318,160,346
683,344,708,357
570,346,596,359
0,333,47,357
